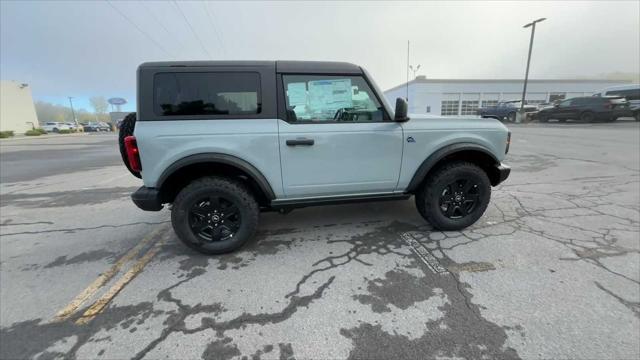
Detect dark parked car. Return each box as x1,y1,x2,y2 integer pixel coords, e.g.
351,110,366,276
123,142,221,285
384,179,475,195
478,101,538,122
536,96,631,123
81,122,112,132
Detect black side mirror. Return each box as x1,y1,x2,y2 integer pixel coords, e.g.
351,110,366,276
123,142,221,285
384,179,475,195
394,97,409,122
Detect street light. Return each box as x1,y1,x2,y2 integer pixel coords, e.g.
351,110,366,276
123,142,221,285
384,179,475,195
519,17,546,122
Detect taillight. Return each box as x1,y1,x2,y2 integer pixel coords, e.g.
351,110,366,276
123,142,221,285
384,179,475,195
124,136,142,173
505,131,511,154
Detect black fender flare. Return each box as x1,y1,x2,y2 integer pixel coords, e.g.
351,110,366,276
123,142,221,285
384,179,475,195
406,143,499,192
157,153,276,200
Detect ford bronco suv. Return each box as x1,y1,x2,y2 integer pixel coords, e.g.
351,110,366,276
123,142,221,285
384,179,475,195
119,61,510,254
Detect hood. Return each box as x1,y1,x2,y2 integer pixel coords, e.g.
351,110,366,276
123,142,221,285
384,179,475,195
404,114,509,131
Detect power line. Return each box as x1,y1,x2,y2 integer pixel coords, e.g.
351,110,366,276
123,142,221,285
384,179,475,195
203,1,226,57
172,0,213,59
106,0,171,57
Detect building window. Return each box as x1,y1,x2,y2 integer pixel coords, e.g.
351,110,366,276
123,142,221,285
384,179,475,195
481,100,498,108
441,100,459,115
460,100,479,115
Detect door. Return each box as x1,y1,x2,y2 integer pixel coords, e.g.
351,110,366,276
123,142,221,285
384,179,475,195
278,74,404,198
555,98,576,119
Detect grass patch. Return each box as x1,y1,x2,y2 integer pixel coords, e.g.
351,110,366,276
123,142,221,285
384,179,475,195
0,131,15,138
25,129,42,136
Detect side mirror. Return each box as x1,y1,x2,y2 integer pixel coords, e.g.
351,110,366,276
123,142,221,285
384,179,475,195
394,97,410,122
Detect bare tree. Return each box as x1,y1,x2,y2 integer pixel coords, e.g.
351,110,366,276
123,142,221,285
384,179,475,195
89,96,109,121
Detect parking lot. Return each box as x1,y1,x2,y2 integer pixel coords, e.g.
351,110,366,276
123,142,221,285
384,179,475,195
1,122,639,359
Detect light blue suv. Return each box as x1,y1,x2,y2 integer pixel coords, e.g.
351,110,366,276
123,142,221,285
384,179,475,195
119,61,511,254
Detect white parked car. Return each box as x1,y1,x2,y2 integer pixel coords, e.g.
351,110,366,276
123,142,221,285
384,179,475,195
65,122,78,130
41,122,71,133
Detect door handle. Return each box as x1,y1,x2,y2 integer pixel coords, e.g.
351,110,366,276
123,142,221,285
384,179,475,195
286,138,314,146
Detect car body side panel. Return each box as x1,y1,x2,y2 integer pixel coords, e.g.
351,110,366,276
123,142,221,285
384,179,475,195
397,116,509,190
278,120,404,198
134,119,283,197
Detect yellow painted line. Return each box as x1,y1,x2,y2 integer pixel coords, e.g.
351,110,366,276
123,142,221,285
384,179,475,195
75,235,167,325
51,226,165,323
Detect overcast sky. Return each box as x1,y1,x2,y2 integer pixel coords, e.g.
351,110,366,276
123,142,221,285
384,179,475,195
1,0,639,112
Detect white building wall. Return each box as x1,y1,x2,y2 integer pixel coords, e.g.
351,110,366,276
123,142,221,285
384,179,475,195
384,78,630,117
0,81,38,134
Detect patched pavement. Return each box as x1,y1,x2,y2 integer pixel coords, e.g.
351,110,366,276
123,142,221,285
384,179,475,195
1,123,639,359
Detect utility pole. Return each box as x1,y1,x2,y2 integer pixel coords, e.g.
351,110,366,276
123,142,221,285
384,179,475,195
406,40,410,102
519,17,546,122
68,97,78,126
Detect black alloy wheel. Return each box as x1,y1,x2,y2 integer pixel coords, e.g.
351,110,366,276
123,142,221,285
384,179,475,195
189,195,241,242
438,179,480,219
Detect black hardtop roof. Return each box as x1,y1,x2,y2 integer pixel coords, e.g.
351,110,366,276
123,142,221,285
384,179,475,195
139,60,362,74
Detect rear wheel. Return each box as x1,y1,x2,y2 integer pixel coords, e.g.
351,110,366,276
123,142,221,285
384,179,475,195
507,112,516,122
172,176,259,254
415,161,491,231
580,111,595,123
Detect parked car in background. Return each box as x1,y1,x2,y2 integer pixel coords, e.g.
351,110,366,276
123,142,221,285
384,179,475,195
593,84,640,121
41,122,70,133
536,96,631,123
478,100,538,122
82,122,112,132
64,122,79,131
98,122,113,131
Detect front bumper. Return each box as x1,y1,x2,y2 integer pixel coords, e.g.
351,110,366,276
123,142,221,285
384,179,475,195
492,163,511,186
131,186,163,211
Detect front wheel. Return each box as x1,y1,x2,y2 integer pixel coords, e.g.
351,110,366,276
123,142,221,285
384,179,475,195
507,112,516,122
415,162,491,231
171,176,259,254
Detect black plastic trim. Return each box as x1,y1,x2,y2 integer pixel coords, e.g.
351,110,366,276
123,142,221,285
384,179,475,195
494,164,511,185
406,143,499,192
131,186,163,211
157,153,276,200
270,193,410,209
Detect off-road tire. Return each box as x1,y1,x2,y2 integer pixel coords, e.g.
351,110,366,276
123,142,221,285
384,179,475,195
118,112,141,178
415,161,491,231
171,176,259,254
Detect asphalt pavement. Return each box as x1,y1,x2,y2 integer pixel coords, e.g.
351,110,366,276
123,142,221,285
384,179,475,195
1,122,639,359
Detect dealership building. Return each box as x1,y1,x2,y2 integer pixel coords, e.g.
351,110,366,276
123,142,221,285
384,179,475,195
0,80,38,134
384,76,630,116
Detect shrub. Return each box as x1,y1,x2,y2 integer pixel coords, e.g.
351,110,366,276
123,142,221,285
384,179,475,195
25,129,42,136
34,128,47,134
0,131,15,138
57,129,73,134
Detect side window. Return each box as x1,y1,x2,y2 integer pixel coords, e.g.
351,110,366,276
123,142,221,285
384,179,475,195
154,72,261,117
282,75,386,122
558,99,573,107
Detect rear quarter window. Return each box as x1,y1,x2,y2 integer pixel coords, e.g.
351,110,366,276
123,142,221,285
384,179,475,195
153,72,261,116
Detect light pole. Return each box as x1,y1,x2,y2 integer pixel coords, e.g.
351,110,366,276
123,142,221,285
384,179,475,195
68,97,78,127
406,40,410,101
519,17,546,122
